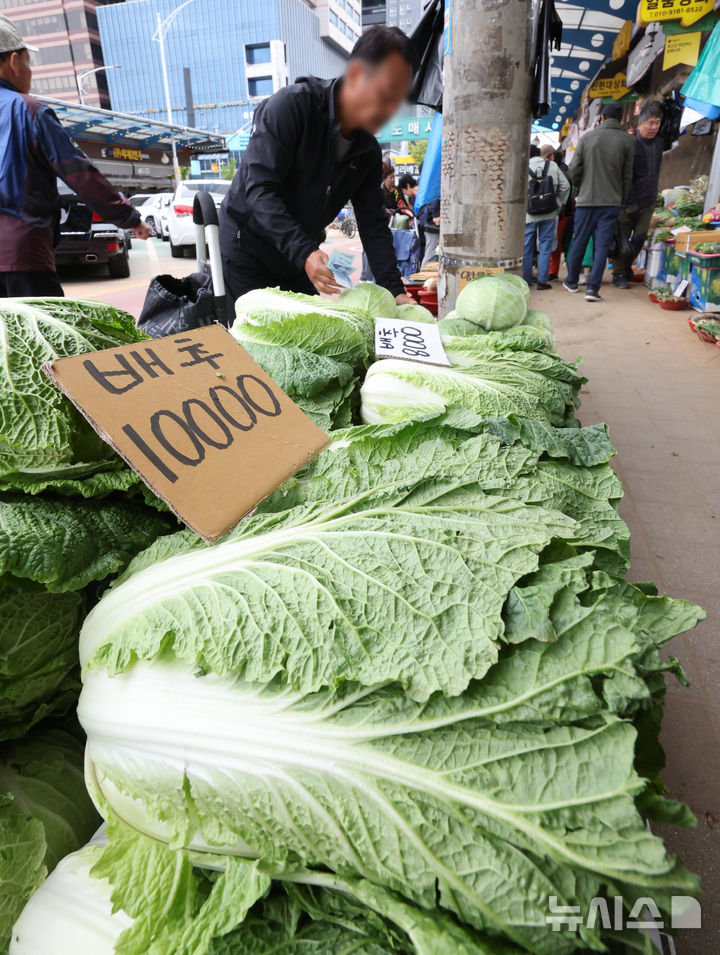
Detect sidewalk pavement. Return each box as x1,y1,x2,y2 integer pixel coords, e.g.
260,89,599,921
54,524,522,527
537,279,720,955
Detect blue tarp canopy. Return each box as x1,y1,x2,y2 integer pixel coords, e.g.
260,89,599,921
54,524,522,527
535,0,639,132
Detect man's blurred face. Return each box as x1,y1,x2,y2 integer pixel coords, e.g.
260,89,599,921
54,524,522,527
0,49,32,94
343,54,413,134
637,115,661,140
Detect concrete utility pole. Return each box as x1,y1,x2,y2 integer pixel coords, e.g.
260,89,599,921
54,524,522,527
438,0,535,314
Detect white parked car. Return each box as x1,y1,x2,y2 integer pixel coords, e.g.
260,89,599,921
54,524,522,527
138,193,172,239
167,180,230,258
157,194,173,241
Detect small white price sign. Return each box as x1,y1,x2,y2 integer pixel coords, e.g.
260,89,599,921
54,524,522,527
374,318,450,366
674,277,689,296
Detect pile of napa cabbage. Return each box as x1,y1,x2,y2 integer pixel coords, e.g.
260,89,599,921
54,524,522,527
5,284,704,955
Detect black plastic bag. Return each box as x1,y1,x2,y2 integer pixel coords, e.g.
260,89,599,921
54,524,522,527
138,272,217,338
608,221,635,262
408,0,444,112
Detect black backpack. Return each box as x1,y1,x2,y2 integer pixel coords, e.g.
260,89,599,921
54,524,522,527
527,161,557,216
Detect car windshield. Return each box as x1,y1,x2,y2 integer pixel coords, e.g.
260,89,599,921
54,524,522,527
180,182,230,198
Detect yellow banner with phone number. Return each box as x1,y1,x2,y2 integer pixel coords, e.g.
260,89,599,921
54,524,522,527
638,0,714,29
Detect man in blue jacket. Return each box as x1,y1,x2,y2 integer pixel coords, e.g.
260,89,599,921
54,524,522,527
220,26,416,306
0,15,149,297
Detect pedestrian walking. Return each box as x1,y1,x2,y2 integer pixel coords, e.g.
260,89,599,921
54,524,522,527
417,198,440,267
381,161,399,216
523,144,570,290
0,15,149,298
396,173,418,218
548,149,573,280
563,103,635,303
612,102,663,288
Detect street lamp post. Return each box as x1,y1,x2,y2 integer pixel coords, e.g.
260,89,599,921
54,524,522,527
152,0,197,187
77,65,121,106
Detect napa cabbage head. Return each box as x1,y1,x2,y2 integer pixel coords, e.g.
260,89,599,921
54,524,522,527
454,276,527,330
360,357,576,426
0,300,146,478
0,728,101,950
232,287,372,364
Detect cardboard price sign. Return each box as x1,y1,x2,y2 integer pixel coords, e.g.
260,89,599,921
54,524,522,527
42,325,330,541
457,266,503,292
375,318,450,366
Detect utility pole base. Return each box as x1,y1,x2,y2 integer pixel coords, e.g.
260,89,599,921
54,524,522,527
439,0,534,315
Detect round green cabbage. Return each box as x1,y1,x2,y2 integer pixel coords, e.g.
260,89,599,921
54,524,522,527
455,276,527,331
338,283,398,319
494,272,531,305
396,303,435,324
436,315,486,337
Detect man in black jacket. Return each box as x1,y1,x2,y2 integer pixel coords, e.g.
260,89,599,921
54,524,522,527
612,102,664,289
220,27,416,307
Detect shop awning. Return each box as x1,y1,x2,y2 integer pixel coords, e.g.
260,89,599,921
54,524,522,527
37,97,225,153
536,0,639,131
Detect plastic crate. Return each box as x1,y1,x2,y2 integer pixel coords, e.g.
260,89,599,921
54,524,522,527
687,250,720,269
689,263,720,313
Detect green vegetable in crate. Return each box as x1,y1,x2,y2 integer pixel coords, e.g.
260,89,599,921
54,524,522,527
695,242,720,254
674,200,703,218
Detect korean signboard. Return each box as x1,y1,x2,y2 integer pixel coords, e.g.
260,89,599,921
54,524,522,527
376,116,436,143
588,72,630,100
637,0,715,28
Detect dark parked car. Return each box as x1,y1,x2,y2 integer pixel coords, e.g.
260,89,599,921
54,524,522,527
54,180,131,278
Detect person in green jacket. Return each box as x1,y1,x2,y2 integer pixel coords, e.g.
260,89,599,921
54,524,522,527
563,103,635,303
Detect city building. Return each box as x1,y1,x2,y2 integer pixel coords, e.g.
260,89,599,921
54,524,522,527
3,0,115,107
302,0,361,54
96,0,350,136
361,0,422,34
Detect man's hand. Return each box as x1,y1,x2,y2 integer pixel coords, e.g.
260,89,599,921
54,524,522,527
131,222,152,240
395,293,414,306
305,250,343,295
432,217,440,226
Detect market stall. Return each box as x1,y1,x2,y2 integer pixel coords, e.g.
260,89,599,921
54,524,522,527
0,275,705,953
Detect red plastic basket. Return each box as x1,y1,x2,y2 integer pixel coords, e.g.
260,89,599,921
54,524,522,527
696,325,718,344
417,289,438,316
402,283,423,304
659,298,688,311
648,293,661,303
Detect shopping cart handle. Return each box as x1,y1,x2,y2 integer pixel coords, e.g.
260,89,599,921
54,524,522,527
193,190,218,227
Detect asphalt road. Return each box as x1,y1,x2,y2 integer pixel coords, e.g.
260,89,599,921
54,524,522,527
59,236,197,319
58,231,363,319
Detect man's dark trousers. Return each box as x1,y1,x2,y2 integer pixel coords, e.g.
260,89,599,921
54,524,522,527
0,270,63,297
566,206,621,293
